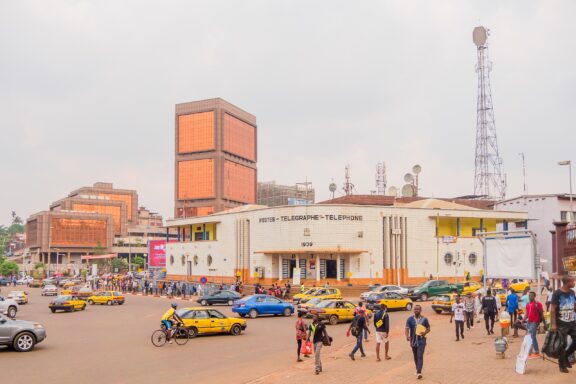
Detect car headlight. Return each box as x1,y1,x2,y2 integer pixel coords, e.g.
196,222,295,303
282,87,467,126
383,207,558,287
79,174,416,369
33,323,44,329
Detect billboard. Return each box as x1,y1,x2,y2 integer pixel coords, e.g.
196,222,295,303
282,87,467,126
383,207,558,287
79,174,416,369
149,240,168,268
484,235,536,279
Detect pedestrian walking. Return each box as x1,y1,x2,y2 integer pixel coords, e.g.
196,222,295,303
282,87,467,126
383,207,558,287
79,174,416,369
505,290,519,325
348,309,370,360
550,275,576,373
480,289,498,335
474,292,483,323
525,291,544,358
307,314,329,375
463,293,475,330
450,295,465,341
354,302,370,342
405,305,430,380
519,288,530,312
295,312,308,362
374,303,391,361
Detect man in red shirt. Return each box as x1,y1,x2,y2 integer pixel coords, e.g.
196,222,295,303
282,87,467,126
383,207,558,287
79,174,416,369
525,291,544,357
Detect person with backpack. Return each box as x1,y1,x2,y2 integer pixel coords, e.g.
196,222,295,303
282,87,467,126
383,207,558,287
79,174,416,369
348,308,370,360
525,291,544,357
374,303,391,361
307,314,329,375
550,275,576,373
405,304,430,380
480,289,498,335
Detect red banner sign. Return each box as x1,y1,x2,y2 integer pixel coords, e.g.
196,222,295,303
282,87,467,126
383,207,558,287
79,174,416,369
149,240,169,267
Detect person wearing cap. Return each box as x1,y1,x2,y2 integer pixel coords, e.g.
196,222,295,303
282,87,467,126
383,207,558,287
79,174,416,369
405,304,430,380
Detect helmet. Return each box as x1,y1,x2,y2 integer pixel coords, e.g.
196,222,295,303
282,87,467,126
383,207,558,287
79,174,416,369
171,303,178,309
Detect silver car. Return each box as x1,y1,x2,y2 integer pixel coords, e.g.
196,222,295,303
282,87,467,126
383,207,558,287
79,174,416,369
0,296,19,318
0,314,46,352
41,284,58,296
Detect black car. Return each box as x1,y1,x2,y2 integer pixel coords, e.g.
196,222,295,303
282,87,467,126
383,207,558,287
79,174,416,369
197,290,241,306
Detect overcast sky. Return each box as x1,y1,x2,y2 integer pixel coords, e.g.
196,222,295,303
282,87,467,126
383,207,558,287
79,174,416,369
1,1,575,225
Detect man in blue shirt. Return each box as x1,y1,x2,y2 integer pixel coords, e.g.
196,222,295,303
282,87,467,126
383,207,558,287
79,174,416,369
506,290,518,325
405,304,430,380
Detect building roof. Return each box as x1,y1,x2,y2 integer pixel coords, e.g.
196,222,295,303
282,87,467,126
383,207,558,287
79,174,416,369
495,194,576,205
396,198,478,210
220,204,268,214
319,195,494,210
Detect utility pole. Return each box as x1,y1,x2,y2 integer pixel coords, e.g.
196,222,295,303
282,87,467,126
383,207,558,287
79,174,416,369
519,153,527,194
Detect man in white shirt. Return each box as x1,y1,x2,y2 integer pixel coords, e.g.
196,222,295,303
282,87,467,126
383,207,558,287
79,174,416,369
450,295,466,341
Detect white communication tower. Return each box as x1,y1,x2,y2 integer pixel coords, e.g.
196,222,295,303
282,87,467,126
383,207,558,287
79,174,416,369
376,162,387,195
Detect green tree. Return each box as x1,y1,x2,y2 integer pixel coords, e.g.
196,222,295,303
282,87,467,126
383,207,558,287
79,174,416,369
34,262,45,270
132,256,145,269
0,261,19,276
92,241,107,255
111,258,128,271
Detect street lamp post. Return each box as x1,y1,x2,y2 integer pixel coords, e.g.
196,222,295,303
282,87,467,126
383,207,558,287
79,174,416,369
558,160,574,222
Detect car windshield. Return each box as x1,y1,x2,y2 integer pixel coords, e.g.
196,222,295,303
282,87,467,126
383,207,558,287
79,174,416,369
315,301,336,308
369,286,381,292
435,296,450,302
307,298,322,305
45,285,56,289
57,295,72,300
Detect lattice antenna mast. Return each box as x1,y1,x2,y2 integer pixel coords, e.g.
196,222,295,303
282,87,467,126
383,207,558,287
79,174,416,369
343,165,355,196
473,26,507,200
376,162,387,195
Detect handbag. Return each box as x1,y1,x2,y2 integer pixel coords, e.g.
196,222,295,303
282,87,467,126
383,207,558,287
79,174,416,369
301,340,313,355
542,331,565,359
322,334,333,346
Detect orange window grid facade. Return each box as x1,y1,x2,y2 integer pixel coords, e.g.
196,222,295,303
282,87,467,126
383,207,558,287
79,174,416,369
51,218,108,247
178,159,215,200
196,206,214,216
178,112,215,154
96,193,134,221
72,204,122,235
223,113,256,161
224,160,256,203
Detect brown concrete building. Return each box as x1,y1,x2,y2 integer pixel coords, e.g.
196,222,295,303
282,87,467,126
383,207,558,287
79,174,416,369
50,197,128,236
26,210,115,268
68,182,138,224
257,181,315,207
175,98,257,218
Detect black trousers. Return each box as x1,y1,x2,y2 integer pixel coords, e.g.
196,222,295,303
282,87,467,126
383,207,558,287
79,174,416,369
297,339,302,357
455,320,464,339
558,322,576,369
465,311,474,329
484,313,495,332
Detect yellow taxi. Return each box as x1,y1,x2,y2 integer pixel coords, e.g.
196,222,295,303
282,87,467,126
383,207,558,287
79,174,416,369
62,286,93,298
48,295,87,313
87,291,125,306
493,288,507,306
62,281,76,288
376,292,413,311
308,300,373,325
431,293,458,314
296,297,324,313
509,279,530,293
293,288,320,302
165,307,247,337
460,281,481,295
297,288,343,304
7,291,29,305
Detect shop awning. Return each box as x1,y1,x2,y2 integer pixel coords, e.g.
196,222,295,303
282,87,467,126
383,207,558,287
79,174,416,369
81,253,117,261
254,248,368,255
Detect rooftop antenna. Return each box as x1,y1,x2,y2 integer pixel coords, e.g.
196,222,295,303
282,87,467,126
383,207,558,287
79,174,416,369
473,26,507,200
329,180,337,199
343,165,355,196
376,162,387,195
519,153,527,194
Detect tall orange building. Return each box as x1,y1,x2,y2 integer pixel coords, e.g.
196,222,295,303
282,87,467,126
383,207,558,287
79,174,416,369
175,98,257,218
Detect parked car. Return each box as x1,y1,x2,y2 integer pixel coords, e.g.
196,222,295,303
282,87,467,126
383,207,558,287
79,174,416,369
16,276,34,285
360,284,409,300
431,294,458,314
41,285,58,296
365,292,413,311
0,296,19,318
0,278,10,287
295,288,342,304
232,295,294,318
42,278,57,287
197,290,241,306
28,280,42,288
7,291,28,305
292,288,320,302
166,307,247,337
61,286,93,298
0,314,47,352
307,299,373,325
48,295,86,313
296,297,324,314
408,280,460,301
87,291,125,305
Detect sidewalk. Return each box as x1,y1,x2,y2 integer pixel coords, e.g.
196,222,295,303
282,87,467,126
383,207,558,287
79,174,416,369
247,309,573,384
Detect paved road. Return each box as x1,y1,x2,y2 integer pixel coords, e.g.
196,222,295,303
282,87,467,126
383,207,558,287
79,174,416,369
0,288,415,384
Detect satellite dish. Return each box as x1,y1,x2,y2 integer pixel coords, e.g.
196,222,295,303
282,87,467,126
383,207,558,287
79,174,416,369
404,173,414,183
387,186,398,197
473,26,487,47
412,164,422,175
401,184,415,197
329,183,337,193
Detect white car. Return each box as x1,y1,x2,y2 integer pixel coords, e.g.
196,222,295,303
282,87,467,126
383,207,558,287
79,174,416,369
41,285,58,296
7,291,28,305
360,285,409,300
0,296,19,318
16,276,34,285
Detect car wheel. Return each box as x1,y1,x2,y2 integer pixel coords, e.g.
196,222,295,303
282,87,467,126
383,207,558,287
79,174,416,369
328,315,338,325
7,306,17,318
420,293,428,301
88,300,94,305
227,300,234,306
82,305,86,311
188,327,198,338
405,303,413,311
201,300,208,306
434,309,442,314
13,332,36,352
231,324,242,336
107,300,114,306
249,309,258,319
50,309,56,313
283,308,292,317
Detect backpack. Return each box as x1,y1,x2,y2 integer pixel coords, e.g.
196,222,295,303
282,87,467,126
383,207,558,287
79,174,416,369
542,331,566,359
350,317,360,337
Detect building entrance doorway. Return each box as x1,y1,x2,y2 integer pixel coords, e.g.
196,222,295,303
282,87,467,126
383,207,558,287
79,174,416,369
289,259,297,278
325,260,337,279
